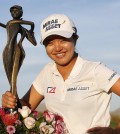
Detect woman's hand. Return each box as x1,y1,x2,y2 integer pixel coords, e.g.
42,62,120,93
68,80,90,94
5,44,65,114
2,91,17,109
87,127,114,134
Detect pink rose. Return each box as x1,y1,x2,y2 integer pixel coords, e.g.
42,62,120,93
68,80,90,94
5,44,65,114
24,117,35,129
55,115,69,134
55,120,64,134
32,110,39,119
43,110,55,122
15,120,22,126
6,125,16,134
39,122,54,134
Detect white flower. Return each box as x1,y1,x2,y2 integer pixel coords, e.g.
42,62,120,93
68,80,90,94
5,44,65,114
39,122,54,134
39,122,47,128
18,106,31,118
24,117,35,129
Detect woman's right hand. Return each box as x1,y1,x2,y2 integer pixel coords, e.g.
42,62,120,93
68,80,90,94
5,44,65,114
2,91,17,109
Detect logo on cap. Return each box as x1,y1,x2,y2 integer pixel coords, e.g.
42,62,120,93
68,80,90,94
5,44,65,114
43,19,62,32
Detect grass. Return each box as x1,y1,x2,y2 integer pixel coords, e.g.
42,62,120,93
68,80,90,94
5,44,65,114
110,115,120,128
110,121,119,128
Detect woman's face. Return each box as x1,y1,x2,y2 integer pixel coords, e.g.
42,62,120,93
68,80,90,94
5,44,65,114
11,8,22,19
44,35,75,67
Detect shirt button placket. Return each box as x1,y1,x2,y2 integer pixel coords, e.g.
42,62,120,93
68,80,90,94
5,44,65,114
61,80,67,101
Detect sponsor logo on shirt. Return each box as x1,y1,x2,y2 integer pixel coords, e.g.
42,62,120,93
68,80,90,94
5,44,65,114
67,87,89,91
108,72,117,81
47,87,56,93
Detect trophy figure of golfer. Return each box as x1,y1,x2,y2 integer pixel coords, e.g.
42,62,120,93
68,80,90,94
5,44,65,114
0,5,37,112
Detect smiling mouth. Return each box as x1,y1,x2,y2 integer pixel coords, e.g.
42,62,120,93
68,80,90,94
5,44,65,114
55,53,65,58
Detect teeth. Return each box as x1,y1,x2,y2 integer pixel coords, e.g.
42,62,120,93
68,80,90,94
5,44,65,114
56,53,65,58
57,53,63,56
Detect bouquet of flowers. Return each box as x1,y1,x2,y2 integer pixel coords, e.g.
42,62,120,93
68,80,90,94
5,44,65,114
0,106,69,134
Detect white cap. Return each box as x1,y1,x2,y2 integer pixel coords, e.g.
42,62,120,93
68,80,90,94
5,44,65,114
40,14,77,44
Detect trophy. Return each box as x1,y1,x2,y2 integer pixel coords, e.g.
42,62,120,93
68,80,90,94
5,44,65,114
0,5,37,112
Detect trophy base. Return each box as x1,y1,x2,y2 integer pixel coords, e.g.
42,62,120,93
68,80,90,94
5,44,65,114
4,108,17,113
8,108,14,113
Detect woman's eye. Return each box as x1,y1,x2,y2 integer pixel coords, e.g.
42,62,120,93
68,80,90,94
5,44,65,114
60,39,67,43
45,41,53,46
48,42,54,46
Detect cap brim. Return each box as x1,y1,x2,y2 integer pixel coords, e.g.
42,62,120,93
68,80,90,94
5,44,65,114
41,31,73,45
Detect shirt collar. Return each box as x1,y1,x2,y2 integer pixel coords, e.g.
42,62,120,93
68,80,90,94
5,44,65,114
51,63,61,76
69,55,84,78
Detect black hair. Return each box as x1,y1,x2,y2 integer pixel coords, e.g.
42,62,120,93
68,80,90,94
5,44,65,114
72,33,79,45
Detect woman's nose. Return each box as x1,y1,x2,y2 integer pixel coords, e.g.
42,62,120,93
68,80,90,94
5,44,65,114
54,42,63,51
